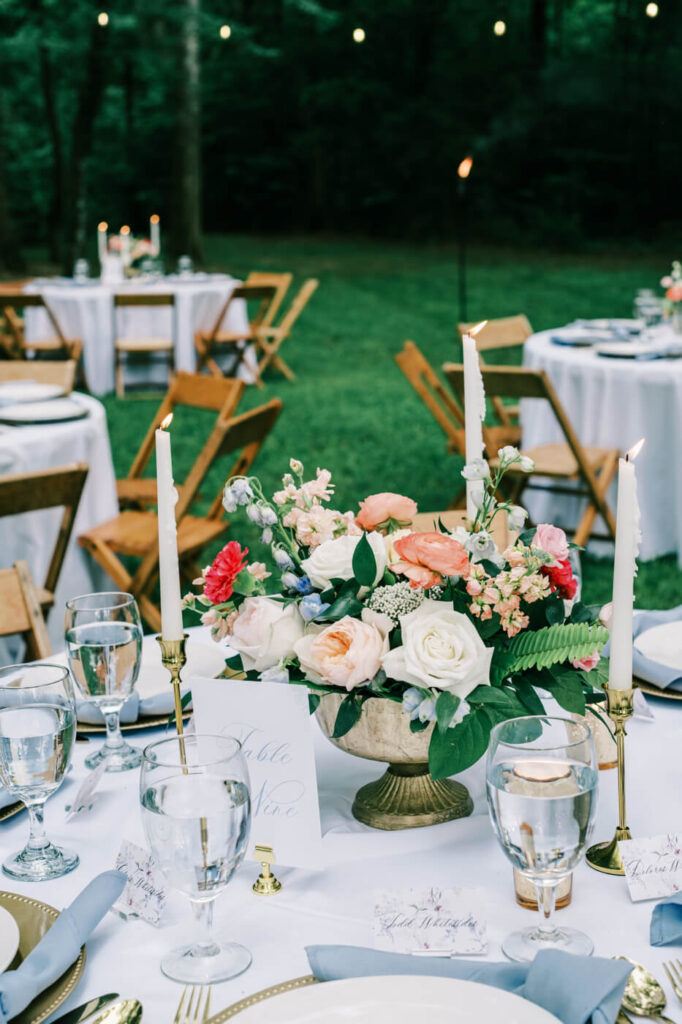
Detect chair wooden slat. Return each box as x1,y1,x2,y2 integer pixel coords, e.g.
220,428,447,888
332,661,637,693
113,293,175,398
0,292,86,387
0,561,52,659
412,509,512,550
0,360,76,391
457,314,533,352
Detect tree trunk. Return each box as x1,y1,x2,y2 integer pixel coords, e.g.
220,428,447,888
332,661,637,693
0,93,24,273
530,0,548,69
171,0,203,263
38,41,65,264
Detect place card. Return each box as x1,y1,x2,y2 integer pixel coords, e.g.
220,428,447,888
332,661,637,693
374,886,488,955
113,839,168,925
191,677,323,870
619,833,682,901
64,760,107,820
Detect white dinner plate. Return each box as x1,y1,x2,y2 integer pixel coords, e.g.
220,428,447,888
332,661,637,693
0,398,87,424
228,976,562,1024
635,622,682,672
0,904,20,973
594,341,657,359
135,632,226,700
0,381,65,405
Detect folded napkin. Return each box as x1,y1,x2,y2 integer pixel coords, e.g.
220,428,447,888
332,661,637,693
75,687,189,725
0,787,17,812
609,606,682,692
0,870,126,1024
306,945,632,1024
651,891,682,946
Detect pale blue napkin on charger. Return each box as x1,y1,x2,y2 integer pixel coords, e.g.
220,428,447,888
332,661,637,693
307,945,632,1024
75,687,190,725
651,892,682,946
602,606,682,692
0,870,126,1024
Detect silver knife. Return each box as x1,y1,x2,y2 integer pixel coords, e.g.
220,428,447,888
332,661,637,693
49,993,119,1024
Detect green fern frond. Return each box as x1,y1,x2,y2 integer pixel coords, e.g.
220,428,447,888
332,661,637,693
502,622,609,674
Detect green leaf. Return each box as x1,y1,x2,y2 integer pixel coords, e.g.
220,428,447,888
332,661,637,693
409,717,430,733
308,693,320,714
352,532,377,587
428,707,491,779
332,694,363,738
544,667,586,714
318,589,364,621
514,678,546,716
498,623,609,675
544,596,566,626
435,691,460,733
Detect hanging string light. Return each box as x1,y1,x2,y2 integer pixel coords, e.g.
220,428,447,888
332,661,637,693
219,23,231,39
645,2,659,15
97,11,109,26
493,20,506,36
353,27,366,43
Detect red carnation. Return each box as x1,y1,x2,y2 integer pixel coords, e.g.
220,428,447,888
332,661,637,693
542,558,577,601
203,541,249,605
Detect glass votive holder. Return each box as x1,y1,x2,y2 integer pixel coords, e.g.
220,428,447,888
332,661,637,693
573,707,616,770
514,870,572,911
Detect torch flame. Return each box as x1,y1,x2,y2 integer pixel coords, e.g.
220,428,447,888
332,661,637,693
470,320,488,337
457,156,473,179
97,221,108,232
625,438,644,462
150,214,160,224
161,413,173,430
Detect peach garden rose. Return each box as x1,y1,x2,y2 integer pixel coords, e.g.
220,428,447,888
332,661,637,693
294,609,391,690
392,531,470,589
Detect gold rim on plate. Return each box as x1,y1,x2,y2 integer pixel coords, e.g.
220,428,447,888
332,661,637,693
0,799,24,822
634,678,682,702
207,976,318,1022
77,712,191,735
0,890,86,1024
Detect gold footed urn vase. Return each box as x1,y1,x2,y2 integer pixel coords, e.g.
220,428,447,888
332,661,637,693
315,693,473,831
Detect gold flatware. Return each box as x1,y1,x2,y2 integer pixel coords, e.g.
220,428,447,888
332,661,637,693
173,986,212,1024
616,957,678,1023
664,961,682,1005
49,993,119,1024
89,1000,142,1024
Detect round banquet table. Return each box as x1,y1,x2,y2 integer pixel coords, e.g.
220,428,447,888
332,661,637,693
23,275,253,396
1,634,680,1022
0,393,118,660
523,326,682,564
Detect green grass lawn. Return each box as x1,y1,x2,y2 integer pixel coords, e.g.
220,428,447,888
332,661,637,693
102,234,682,611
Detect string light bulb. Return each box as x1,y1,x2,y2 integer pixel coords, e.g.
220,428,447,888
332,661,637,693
457,156,473,180
493,20,506,35
645,2,658,15
353,27,366,43
219,23,231,38
97,11,109,26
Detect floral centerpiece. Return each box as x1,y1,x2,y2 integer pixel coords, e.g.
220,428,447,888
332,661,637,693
185,450,609,829
661,260,682,331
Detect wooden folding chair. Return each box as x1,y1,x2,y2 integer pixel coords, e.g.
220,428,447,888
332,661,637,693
0,463,89,617
457,315,533,428
116,372,245,509
0,561,52,660
0,359,76,392
246,272,292,322
114,293,176,398
253,278,318,384
79,399,283,632
0,293,84,378
194,282,280,380
443,363,619,546
412,509,513,550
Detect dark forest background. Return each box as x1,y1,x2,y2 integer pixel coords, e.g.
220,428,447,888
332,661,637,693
1,0,680,272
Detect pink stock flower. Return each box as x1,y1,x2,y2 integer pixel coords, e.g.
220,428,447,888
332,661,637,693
247,561,270,582
573,650,600,672
356,492,418,531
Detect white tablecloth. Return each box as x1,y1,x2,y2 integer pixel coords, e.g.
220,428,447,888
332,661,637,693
0,393,117,659
24,276,253,395
1,631,680,1022
523,327,682,563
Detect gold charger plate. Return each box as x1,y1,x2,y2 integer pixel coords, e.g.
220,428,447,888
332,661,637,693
0,890,86,1024
77,711,191,735
0,799,24,822
208,976,318,1022
634,678,682,701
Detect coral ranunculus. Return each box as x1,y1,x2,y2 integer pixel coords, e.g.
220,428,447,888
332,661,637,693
542,558,577,601
393,532,470,589
356,492,418,531
666,286,682,303
203,541,249,604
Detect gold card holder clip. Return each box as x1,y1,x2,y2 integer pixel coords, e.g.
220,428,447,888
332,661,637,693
253,843,282,895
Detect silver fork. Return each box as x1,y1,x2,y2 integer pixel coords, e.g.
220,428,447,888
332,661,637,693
663,960,682,1005
173,985,212,1024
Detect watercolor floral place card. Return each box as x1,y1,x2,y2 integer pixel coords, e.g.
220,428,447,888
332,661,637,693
374,886,488,955
113,839,168,925
619,833,682,901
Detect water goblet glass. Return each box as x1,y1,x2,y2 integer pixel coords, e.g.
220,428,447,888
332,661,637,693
65,592,143,772
486,715,598,962
0,663,78,881
140,733,252,983
177,255,193,276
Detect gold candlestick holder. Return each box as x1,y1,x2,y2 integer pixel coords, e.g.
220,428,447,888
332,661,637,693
586,685,634,875
156,634,189,757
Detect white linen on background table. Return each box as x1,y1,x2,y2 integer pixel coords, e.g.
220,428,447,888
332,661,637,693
0,393,118,659
523,327,682,563
23,276,253,395
1,630,679,1021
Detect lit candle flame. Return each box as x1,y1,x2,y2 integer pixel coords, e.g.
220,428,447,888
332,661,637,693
161,414,173,430
150,214,160,224
470,320,488,338
97,221,108,232
625,438,645,462
120,225,131,236
457,156,473,179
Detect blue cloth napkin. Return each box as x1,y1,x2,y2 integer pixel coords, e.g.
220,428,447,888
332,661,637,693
306,945,632,1024
629,607,681,692
651,892,682,946
0,870,126,1024
74,687,190,725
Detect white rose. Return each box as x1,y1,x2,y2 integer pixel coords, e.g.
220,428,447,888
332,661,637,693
301,532,387,591
383,527,412,566
382,598,492,699
229,596,305,672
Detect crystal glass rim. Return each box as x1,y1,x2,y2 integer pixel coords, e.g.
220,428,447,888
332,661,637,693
0,662,70,690
65,591,137,613
142,733,243,768
489,714,592,752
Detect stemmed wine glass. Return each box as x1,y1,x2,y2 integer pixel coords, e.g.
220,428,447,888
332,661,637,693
65,592,143,772
0,663,78,881
486,715,598,962
140,733,252,983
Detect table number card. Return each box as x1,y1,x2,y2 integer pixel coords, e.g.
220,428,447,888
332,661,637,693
374,887,488,955
619,833,682,901
113,839,168,925
191,676,323,870
65,760,107,820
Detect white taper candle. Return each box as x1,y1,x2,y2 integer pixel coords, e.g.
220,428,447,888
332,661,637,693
156,414,184,641
608,439,644,690
462,322,487,520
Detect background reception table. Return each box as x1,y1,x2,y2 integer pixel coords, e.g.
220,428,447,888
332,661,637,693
1,642,679,1021
0,393,117,659
24,275,252,395
523,327,682,564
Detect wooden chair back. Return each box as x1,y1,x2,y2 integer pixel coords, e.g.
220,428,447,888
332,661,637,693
412,509,512,551
113,293,176,308
395,341,465,454
245,272,293,328
457,315,533,352
254,278,319,383
0,360,76,392
0,464,89,603
442,362,522,454
205,284,278,344
0,292,73,350
0,562,51,659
